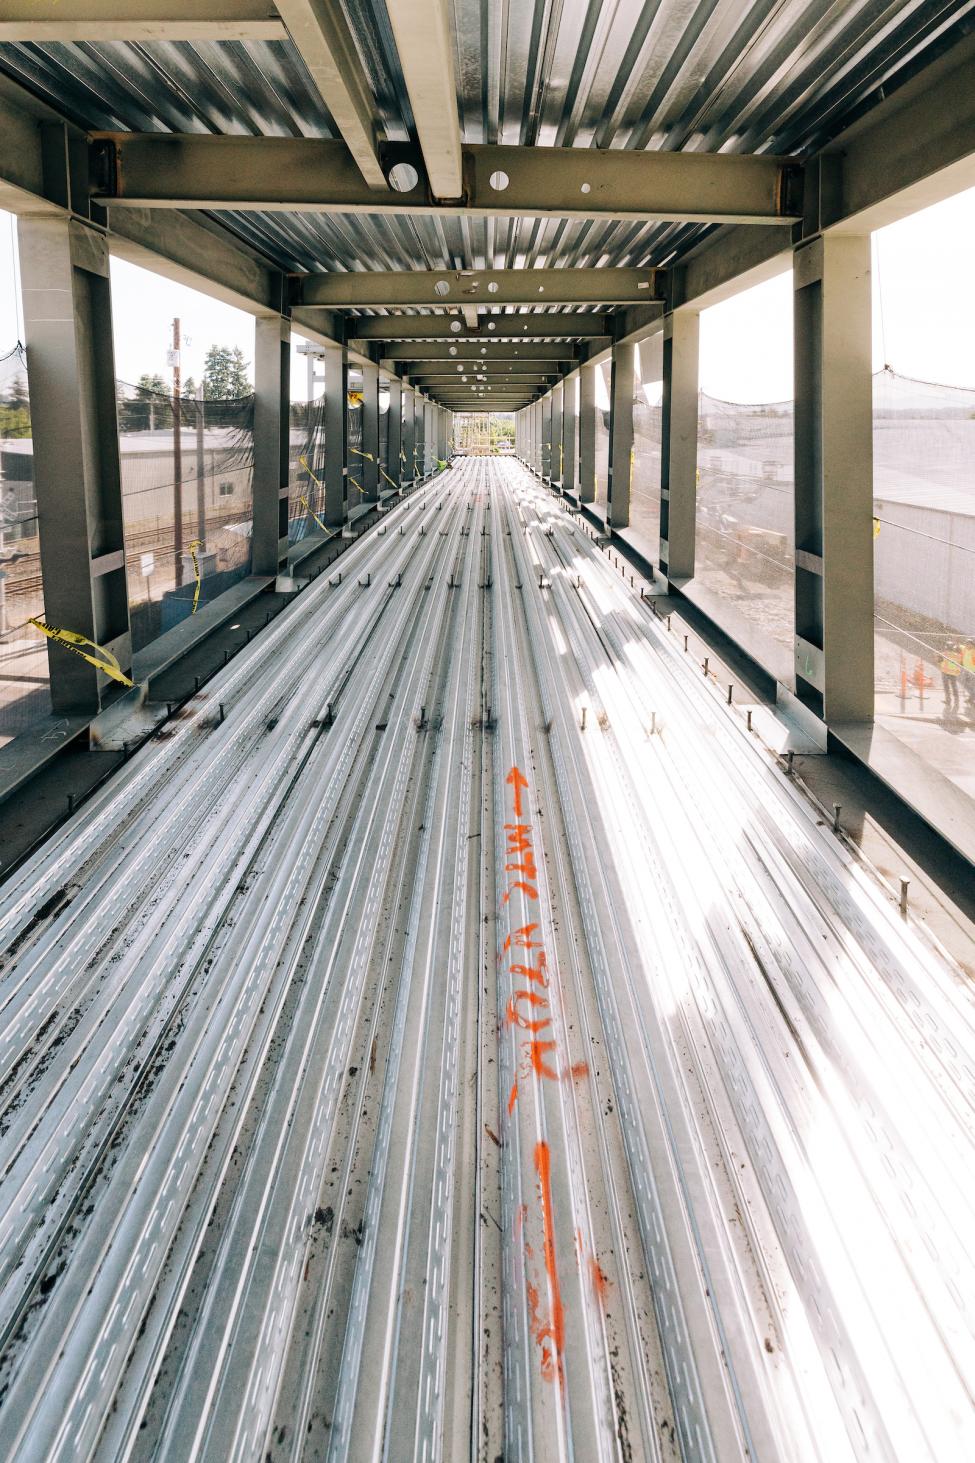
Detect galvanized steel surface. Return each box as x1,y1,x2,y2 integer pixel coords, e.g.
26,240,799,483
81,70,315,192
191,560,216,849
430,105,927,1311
0,1,971,275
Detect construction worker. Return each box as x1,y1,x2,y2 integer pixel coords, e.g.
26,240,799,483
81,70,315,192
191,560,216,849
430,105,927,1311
939,642,963,713
963,639,975,714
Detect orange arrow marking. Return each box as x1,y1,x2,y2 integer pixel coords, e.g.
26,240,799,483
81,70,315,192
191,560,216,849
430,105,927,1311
506,766,529,817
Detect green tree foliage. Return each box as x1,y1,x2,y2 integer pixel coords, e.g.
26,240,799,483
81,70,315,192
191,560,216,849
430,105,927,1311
119,373,171,432
0,371,30,438
203,345,251,400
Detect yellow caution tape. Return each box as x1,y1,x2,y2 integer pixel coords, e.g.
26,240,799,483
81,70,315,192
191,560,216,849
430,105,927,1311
299,494,329,532
187,538,204,614
873,517,881,538
349,446,374,462
347,390,363,406
29,618,134,687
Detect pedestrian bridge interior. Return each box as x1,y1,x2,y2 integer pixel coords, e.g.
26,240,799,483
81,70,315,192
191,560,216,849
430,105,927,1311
0,4,974,1461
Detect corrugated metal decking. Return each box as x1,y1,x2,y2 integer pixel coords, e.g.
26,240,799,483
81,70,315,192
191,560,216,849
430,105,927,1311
0,463,972,1460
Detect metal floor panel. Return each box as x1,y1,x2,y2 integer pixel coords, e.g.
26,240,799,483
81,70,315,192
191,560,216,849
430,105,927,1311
0,460,973,1461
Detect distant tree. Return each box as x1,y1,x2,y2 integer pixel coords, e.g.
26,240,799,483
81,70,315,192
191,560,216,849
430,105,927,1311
0,372,30,437
203,345,251,399
120,372,170,431
182,375,197,398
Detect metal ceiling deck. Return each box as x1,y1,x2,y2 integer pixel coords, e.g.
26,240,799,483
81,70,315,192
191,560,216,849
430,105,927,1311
1,0,972,275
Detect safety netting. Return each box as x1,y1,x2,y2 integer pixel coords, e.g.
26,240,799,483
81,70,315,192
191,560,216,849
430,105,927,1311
693,391,796,685
288,394,329,543
630,338,663,566
0,344,52,746
115,382,254,653
872,370,975,756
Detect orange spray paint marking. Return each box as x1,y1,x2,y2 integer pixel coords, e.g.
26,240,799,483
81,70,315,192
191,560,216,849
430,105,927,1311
501,880,538,904
564,1061,589,1081
510,956,548,986
503,923,540,952
507,1081,519,1116
533,1141,566,1387
504,823,534,854
506,766,529,818
505,853,539,882
590,1257,610,1303
507,989,552,1032
524,1040,559,1081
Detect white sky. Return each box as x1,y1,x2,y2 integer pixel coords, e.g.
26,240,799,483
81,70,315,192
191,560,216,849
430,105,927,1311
2,185,974,403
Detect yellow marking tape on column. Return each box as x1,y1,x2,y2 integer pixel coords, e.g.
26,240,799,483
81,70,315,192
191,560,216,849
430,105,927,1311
187,539,204,614
29,618,133,687
298,454,334,524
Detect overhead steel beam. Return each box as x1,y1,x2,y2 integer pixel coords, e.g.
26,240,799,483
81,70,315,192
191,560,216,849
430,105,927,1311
293,267,661,309
273,0,387,189
378,342,580,362
0,0,287,40
90,136,801,223
385,0,462,200
349,313,612,340
411,372,556,384
461,305,479,329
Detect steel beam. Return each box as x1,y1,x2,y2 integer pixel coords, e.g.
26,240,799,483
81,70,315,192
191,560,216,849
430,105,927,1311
349,314,611,340
295,268,660,308
0,0,286,40
91,135,800,223
19,216,132,714
607,342,635,529
551,383,564,488
793,234,874,723
379,342,577,362
658,311,700,580
386,0,462,200
273,1,386,189
253,315,292,573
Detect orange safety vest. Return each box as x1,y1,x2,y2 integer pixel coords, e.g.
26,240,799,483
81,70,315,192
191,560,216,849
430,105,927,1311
940,649,962,676
963,644,975,672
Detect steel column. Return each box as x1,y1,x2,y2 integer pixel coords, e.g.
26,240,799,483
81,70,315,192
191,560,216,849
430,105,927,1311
386,376,402,491
793,234,874,722
253,314,291,574
551,382,564,489
578,364,596,503
402,387,415,486
607,341,635,529
360,359,380,502
321,344,346,526
18,216,132,714
659,311,700,579
541,393,554,483
561,372,577,497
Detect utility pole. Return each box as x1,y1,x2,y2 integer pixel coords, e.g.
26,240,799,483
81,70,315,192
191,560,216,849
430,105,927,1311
195,380,206,548
171,317,183,586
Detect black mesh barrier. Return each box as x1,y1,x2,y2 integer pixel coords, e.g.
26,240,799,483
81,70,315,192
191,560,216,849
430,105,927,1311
288,394,329,543
0,345,52,745
115,383,254,653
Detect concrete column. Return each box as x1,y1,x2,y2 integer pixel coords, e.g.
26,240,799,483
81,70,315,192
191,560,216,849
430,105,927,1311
578,363,596,502
19,216,132,714
793,234,874,723
414,393,425,480
321,344,346,526
437,406,448,463
360,359,380,503
551,382,564,488
659,310,700,580
386,376,402,491
562,372,577,497
607,340,635,530
253,314,291,574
